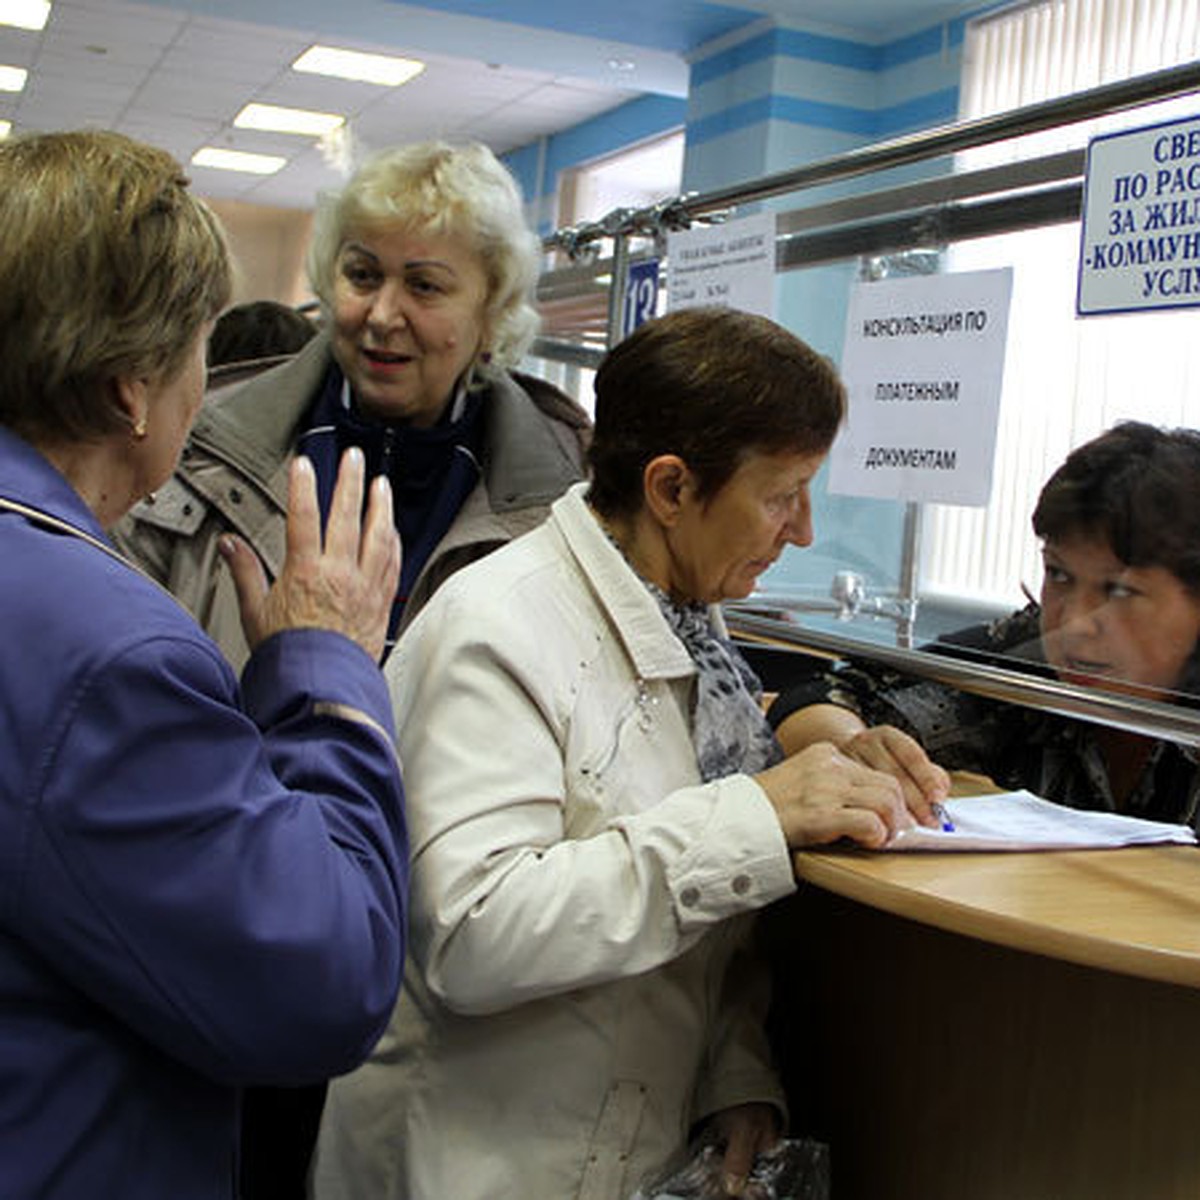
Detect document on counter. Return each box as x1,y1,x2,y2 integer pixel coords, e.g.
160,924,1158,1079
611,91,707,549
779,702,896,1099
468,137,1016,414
884,790,1198,852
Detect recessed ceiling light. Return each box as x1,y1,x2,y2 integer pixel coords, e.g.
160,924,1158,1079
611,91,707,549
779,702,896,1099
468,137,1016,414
0,65,28,92
191,147,286,176
607,58,635,72
234,103,345,137
293,45,425,87
0,0,50,32
0,119,11,139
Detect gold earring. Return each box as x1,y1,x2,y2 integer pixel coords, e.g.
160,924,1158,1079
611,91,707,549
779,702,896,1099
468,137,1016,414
133,416,148,440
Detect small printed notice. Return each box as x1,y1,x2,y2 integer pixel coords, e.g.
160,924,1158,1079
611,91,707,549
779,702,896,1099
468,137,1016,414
665,212,775,318
1078,112,1200,316
827,268,1013,506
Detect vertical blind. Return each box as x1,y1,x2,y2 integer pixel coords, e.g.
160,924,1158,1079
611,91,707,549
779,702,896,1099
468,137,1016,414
921,0,1200,608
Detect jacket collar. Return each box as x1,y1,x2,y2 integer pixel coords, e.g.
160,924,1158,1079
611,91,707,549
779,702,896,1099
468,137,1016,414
190,334,333,497
482,370,582,511
0,426,110,543
188,334,580,513
551,482,714,682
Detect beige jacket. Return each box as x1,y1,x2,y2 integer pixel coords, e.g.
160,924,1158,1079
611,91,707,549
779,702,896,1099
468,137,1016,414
112,335,589,668
313,483,796,1200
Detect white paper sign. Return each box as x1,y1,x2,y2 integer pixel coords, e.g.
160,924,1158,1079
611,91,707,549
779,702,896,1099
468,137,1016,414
1078,112,1200,315
828,268,1013,506
665,212,775,318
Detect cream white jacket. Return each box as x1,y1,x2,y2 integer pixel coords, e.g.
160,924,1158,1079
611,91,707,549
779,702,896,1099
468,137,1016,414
313,483,797,1200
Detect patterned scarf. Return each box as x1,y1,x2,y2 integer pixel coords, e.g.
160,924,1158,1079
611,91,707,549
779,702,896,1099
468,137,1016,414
644,580,784,782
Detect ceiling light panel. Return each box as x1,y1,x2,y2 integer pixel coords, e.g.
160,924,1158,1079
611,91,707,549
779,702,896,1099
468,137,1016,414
191,147,286,175
292,45,424,87
0,0,49,32
234,103,344,137
0,64,26,91
0,119,10,137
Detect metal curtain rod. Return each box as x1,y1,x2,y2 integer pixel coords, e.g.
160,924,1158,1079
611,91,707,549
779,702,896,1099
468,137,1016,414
544,60,1200,255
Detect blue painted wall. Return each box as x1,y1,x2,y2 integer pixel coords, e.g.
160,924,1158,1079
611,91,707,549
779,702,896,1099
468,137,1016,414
509,5,986,600
504,95,688,234
505,10,976,220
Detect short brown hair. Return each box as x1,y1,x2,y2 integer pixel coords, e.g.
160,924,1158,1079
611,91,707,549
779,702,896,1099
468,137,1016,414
0,129,232,441
587,307,845,518
1033,421,1200,591
208,300,317,367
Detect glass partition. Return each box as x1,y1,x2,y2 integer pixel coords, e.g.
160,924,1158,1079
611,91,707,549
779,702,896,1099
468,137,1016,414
525,56,1200,774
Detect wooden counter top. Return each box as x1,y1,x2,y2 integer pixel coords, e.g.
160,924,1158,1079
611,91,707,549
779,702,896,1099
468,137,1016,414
794,841,1200,989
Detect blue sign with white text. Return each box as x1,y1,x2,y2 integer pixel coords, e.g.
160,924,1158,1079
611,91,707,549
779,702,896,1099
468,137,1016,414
622,258,660,338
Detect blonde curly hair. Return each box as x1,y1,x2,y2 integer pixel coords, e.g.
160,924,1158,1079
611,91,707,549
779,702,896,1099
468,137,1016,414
307,141,542,373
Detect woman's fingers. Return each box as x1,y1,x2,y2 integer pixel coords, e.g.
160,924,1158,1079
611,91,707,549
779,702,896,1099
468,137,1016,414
220,532,270,649
283,454,322,569
236,449,399,661
361,474,402,595
710,1102,780,1197
844,762,912,842
878,727,950,824
323,447,367,565
754,742,912,850
795,802,892,850
841,725,950,825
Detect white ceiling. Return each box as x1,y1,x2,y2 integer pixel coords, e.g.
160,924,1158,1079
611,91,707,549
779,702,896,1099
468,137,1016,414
0,0,973,209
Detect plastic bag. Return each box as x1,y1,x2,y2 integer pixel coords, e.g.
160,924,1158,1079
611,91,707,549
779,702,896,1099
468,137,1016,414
630,1135,830,1200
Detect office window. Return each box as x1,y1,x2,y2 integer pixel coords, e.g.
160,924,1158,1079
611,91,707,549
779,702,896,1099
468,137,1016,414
920,0,1200,609
557,130,684,227
532,130,683,414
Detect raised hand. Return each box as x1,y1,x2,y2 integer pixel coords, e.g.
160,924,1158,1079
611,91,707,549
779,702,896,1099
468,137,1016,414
222,448,401,663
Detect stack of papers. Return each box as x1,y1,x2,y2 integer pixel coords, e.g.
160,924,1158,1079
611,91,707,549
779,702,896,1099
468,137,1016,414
885,790,1198,852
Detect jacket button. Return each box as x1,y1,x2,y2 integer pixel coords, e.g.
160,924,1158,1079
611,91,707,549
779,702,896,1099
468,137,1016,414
229,487,243,504
731,874,752,896
680,886,700,908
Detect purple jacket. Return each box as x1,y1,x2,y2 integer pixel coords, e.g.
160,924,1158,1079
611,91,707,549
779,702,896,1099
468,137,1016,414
0,427,408,1198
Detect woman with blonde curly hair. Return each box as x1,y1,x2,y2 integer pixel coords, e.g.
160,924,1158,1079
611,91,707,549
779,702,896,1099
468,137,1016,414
116,137,588,1199
117,139,588,670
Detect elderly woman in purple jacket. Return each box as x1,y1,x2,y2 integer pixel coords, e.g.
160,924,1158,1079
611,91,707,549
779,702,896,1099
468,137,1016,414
0,130,408,1200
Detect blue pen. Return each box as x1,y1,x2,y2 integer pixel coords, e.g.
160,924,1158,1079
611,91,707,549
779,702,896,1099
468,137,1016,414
932,802,955,833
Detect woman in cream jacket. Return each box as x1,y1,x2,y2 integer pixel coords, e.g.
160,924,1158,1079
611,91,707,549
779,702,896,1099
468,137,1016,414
314,308,943,1200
